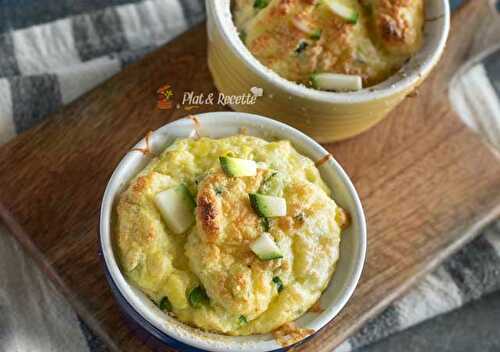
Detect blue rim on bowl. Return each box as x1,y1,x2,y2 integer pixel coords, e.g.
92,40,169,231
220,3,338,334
101,261,291,352
99,112,367,352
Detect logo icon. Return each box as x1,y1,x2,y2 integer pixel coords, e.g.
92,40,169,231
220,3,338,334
156,84,261,110
157,84,174,110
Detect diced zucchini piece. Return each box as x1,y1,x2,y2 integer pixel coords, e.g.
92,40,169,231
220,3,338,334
250,232,283,260
322,0,359,24
310,73,363,92
154,185,195,234
249,193,287,217
220,156,257,177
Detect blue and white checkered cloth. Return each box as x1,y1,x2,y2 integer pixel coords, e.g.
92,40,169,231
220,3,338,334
0,1,499,351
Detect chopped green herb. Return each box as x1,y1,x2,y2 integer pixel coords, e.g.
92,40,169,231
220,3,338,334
239,30,247,44
310,29,322,40
188,286,209,308
159,296,172,312
309,74,319,89
238,315,248,325
261,217,270,232
294,212,305,224
272,276,284,293
215,186,224,196
194,173,206,185
295,41,309,54
254,0,269,9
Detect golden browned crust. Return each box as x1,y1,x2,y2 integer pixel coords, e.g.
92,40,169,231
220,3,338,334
336,207,351,230
308,300,325,313
115,170,175,273
269,0,294,17
372,0,424,56
234,0,424,87
196,171,265,245
272,322,315,347
197,191,220,243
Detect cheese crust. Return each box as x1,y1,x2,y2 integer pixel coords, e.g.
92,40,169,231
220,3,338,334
233,0,424,87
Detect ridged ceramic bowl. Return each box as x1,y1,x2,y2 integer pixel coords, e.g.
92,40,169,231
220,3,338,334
207,0,450,142
100,112,366,351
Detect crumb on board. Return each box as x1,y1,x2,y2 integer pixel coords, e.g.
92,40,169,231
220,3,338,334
272,322,315,347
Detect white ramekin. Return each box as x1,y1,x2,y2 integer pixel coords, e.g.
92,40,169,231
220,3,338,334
207,0,450,142
100,112,367,352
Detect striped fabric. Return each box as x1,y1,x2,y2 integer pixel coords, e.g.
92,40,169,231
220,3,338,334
0,1,498,352
0,0,204,142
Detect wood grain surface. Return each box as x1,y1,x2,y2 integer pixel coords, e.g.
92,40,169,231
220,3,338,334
0,1,499,351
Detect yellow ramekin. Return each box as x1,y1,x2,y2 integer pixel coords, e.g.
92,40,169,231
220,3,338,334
207,0,450,143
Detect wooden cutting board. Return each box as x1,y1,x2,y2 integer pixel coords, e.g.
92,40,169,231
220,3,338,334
0,1,499,351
